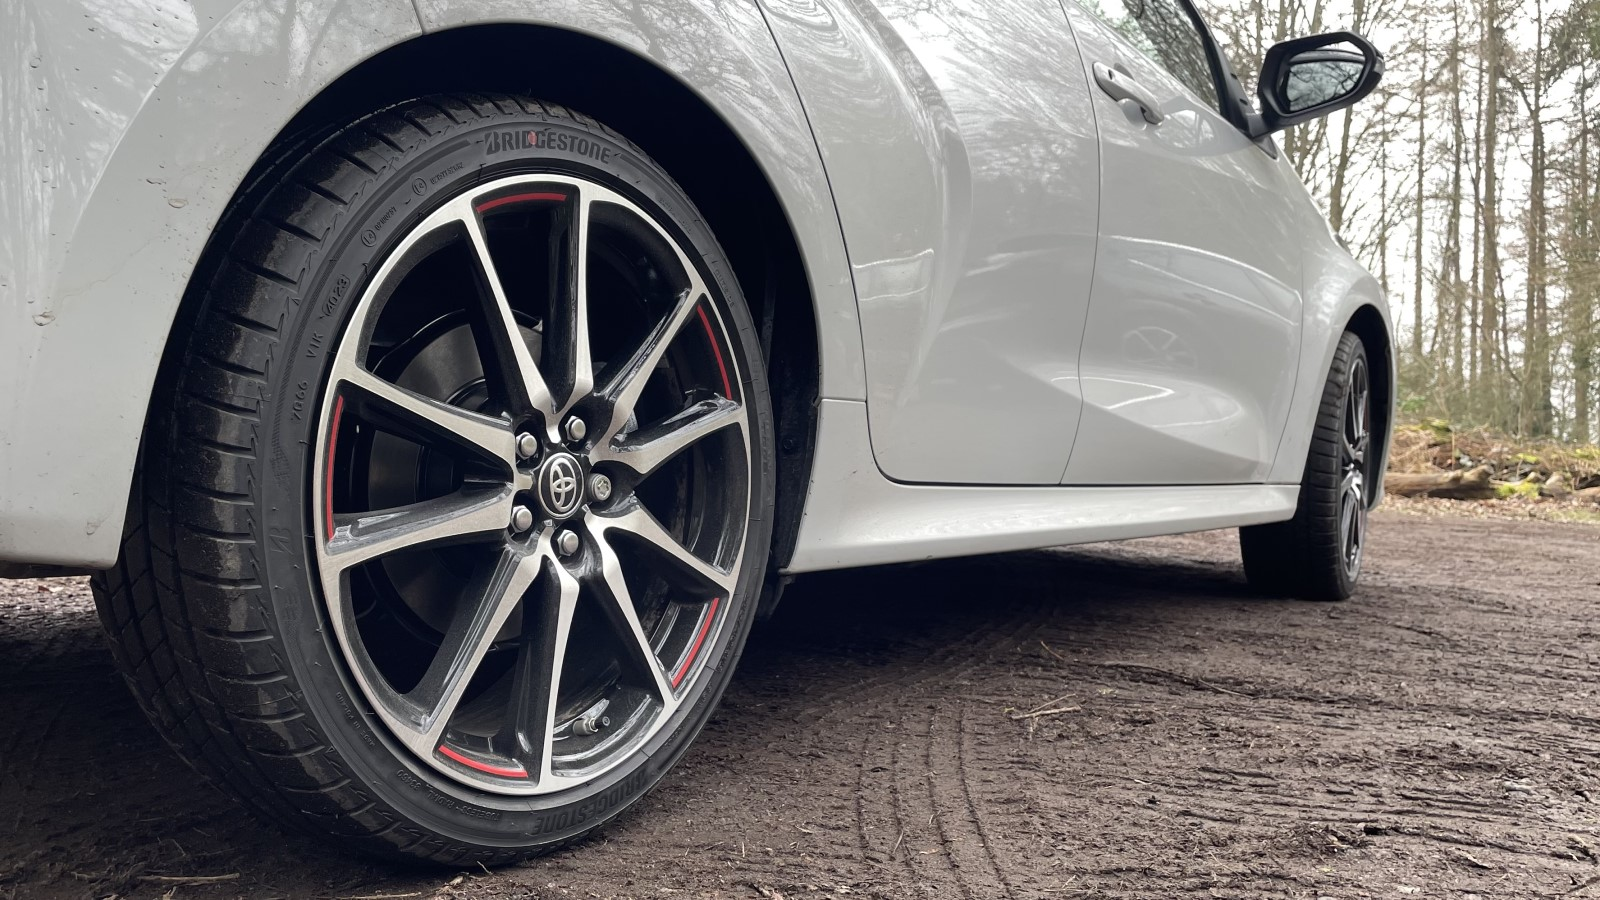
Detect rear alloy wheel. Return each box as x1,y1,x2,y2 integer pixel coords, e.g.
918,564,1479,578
1239,330,1372,601
92,97,774,863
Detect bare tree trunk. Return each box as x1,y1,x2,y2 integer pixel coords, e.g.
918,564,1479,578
1480,1,1503,428
1577,117,1594,442
1468,3,1485,403
1574,70,1597,443
1521,0,1551,436
1413,27,1428,361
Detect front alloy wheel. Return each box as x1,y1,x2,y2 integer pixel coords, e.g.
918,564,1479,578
93,97,775,863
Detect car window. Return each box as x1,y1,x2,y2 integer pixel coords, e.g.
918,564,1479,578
1079,0,1221,110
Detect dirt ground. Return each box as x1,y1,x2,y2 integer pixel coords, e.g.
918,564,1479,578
2,510,1597,900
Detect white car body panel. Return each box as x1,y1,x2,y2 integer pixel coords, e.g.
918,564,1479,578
0,0,1393,574
1061,1,1307,485
1,0,422,566
761,0,1102,485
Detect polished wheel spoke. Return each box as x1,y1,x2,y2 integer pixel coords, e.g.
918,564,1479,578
589,530,677,704
598,288,704,443
325,488,514,570
503,554,579,778
339,364,516,463
594,396,744,478
590,503,735,597
402,546,541,755
462,204,556,418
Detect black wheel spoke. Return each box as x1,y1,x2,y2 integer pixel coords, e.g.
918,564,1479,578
503,554,579,777
597,288,704,444
589,502,735,599
542,194,594,415
402,546,540,754
590,530,677,703
461,204,555,418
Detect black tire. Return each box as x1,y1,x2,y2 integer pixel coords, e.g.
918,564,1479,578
91,95,776,864
1239,331,1373,602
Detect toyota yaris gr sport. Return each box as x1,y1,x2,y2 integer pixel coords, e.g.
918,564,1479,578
1,0,1391,863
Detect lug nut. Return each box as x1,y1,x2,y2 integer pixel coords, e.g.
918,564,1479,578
572,714,610,736
555,529,580,557
589,473,612,502
562,416,587,442
510,505,534,533
516,432,539,460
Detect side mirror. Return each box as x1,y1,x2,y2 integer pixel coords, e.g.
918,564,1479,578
1250,32,1383,137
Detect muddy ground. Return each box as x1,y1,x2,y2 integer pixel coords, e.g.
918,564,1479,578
2,510,1597,899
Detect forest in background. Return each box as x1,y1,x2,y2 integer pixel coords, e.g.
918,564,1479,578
1201,0,1600,443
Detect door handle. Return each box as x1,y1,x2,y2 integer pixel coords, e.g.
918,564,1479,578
1093,62,1165,125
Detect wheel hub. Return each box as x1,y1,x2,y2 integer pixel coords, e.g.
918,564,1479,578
535,451,585,519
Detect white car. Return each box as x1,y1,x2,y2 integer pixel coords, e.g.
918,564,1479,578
0,0,1390,862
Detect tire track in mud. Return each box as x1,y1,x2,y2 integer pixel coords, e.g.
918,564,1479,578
746,557,1069,895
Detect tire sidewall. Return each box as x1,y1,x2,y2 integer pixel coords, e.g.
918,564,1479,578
251,101,775,850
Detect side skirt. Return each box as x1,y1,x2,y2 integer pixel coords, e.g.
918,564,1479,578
786,399,1298,574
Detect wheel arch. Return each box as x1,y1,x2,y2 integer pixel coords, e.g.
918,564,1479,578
1266,255,1395,494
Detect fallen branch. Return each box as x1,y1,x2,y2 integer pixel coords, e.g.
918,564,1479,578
1010,705,1081,720
1450,848,1495,870
1093,661,1252,698
1384,465,1496,499
136,873,240,885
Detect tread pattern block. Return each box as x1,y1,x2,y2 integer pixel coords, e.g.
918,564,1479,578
91,95,657,864
1239,330,1366,602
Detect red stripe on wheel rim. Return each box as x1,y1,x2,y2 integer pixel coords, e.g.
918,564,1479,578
474,191,569,213
437,743,527,778
671,596,721,689
695,304,732,397
325,395,345,540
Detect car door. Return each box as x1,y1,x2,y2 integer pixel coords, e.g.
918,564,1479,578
1060,0,1306,485
759,0,1101,485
